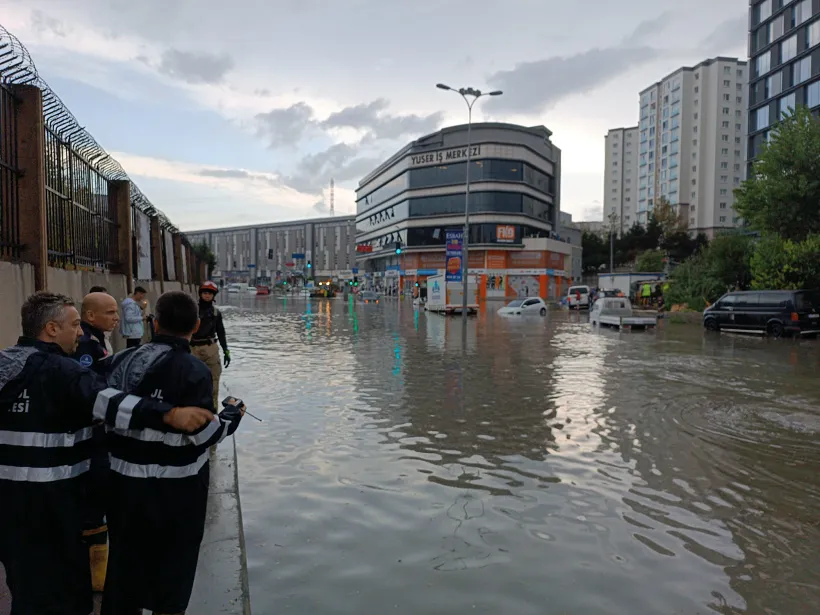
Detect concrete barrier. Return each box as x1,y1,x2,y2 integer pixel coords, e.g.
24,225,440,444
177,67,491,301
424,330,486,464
188,436,252,615
0,262,35,348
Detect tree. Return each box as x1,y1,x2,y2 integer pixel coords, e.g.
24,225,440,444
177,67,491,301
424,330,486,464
651,197,687,241
635,249,664,272
582,231,608,272
734,105,820,241
191,240,217,276
750,234,820,290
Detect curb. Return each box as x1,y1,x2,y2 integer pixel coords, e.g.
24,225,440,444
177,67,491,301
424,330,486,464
188,435,252,614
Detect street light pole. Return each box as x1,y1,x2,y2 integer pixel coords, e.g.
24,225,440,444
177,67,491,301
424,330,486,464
436,84,502,329
608,212,617,273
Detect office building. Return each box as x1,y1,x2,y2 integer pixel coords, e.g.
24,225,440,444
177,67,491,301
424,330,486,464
355,122,574,300
603,126,639,234
557,212,583,282
186,216,356,283
748,0,820,168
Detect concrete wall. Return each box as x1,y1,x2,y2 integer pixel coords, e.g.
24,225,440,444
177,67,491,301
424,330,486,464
0,262,36,348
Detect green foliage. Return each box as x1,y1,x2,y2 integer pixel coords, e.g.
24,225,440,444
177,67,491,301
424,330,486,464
665,235,754,310
750,234,820,290
582,231,608,272
191,240,217,275
635,249,664,272
734,106,820,241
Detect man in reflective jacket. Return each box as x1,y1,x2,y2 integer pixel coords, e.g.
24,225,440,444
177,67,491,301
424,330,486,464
71,291,121,594
191,281,230,408
0,291,215,615
101,291,245,615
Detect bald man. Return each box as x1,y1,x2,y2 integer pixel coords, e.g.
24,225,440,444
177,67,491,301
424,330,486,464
71,292,120,595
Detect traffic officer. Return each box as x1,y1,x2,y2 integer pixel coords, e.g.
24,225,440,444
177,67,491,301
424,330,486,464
0,291,215,615
191,281,230,408
72,292,120,594
101,290,245,615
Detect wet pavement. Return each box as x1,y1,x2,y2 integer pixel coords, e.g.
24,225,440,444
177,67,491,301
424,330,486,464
220,295,820,615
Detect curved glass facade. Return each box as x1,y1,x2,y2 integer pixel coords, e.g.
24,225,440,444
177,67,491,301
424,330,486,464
356,158,555,215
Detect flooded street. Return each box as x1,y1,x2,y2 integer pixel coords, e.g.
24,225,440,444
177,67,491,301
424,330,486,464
220,296,820,615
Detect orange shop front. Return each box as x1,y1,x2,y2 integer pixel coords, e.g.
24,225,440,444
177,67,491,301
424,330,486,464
400,249,569,301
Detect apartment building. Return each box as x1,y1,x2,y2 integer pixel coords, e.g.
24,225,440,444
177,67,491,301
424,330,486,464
632,57,748,238
603,127,639,234
748,0,820,170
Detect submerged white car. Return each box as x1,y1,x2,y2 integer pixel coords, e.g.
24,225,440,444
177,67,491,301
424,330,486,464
498,297,547,316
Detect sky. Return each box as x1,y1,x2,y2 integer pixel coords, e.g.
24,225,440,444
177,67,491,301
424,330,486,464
0,0,747,231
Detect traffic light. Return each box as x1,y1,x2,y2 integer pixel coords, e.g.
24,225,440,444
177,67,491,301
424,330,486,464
348,280,353,286
307,261,312,269
414,282,419,287
267,249,273,259
353,276,359,287
394,242,402,255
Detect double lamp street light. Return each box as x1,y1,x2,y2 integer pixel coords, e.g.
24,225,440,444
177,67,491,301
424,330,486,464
435,84,502,327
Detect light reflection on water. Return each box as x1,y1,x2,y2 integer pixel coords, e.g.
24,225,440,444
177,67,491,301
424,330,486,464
220,295,820,615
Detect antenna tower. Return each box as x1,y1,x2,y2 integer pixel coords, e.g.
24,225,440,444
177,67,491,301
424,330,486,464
330,178,335,216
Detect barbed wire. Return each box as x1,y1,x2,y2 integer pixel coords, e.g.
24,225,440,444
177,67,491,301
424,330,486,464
0,23,178,233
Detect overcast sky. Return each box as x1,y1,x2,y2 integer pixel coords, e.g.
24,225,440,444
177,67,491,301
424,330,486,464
1,0,747,231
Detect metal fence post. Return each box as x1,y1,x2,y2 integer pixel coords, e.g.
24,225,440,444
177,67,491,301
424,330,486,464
12,85,47,290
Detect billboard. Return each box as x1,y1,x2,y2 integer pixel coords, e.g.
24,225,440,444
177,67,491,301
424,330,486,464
135,209,152,281
496,224,516,243
445,229,463,283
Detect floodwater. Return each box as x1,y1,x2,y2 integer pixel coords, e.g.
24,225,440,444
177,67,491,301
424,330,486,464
219,295,820,615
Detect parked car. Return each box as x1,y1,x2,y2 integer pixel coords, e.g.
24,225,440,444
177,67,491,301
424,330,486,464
498,297,547,316
703,290,820,337
567,285,590,310
358,291,380,304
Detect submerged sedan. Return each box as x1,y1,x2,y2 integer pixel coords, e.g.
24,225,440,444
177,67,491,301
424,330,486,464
498,297,547,316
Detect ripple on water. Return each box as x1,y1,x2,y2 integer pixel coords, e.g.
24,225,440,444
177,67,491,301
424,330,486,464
221,297,820,615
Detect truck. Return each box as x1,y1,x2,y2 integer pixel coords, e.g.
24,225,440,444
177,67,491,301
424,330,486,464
425,274,479,315
590,297,658,330
596,272,666,297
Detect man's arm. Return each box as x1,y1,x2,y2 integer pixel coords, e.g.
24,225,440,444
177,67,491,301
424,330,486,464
122,301,142,324
63,364,213,433
186,366,243,449
215,310,228,352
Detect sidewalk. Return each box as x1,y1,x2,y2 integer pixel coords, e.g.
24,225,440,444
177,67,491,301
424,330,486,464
187,436,252,614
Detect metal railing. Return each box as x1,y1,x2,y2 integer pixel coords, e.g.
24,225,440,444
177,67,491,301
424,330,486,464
0,83,20,260
44,128,117,269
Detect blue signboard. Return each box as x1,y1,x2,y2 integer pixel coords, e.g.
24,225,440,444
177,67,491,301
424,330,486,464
445,229,463,283
248,264,256,268
352,267,359,274
385,264,401,271
418,269,439,276
291,253,305,259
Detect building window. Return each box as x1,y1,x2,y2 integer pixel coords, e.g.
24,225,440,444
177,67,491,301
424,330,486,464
720,202,727,209
734,177,741,185
720,188,728,196
781,34,798,62
808,81,820,107
758,0,772,23
722,121,730,128
756,50,771,76
724,79,731,87
736,109,742,118
737,97,743,104
721,148,729,155
780,92,797,116
735,149,741,157
795,0,812,26
795,56,812,85
694,112,699,119
722,134,730,141
720,216,727,223
721,161,728,169
770,14,785,40
755,105,770,130
735,136,742,144
723,107,730,115
737,83,743,91
723,93,731,101
767,71,783,97
720,175,728,183
734,163,741,171
724,66,731,74
809,19,820,48
692,165,697,172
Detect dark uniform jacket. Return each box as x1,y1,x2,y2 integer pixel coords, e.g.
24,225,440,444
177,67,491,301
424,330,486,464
191,301,227,350
71,321,112,530
0,338,175,615
102,335,242,614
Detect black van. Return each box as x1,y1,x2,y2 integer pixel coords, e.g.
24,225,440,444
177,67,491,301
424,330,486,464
703,290,820,337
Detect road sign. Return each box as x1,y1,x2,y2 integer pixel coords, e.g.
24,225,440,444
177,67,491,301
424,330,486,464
248,264,256,268
352,267,359,274
292,252,305,259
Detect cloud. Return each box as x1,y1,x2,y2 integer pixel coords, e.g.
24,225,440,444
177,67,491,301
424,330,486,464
321,98,443,140
625,10,674,45
284,143,381,194
699,16,748,55
484,14,672,114
30,10,67,37
198,168,252,179
255,102,317,147
155,48,235,84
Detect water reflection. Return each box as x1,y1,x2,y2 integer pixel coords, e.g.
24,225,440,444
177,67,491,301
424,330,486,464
220,295,820,615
